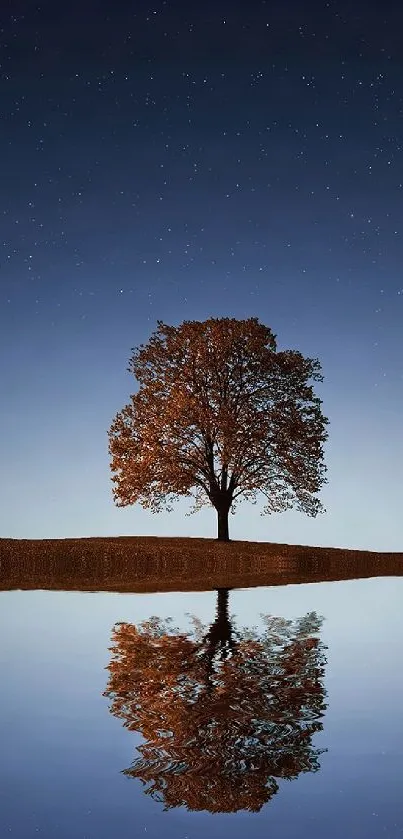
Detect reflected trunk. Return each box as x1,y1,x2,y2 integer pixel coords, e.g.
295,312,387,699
215,588,231,632
202,589,237,688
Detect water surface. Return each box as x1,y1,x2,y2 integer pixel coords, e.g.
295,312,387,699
1,575,402,837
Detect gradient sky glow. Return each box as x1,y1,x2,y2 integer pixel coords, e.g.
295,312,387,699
0,0,402,549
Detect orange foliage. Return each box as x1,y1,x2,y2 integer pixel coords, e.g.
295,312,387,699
104,593,327,813
108,318,329,538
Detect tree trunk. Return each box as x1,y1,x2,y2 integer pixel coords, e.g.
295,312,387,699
216,504,230,541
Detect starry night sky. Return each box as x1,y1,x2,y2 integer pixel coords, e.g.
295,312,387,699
1,0,401,549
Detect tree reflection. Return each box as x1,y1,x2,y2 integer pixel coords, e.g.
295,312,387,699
104,589,327,813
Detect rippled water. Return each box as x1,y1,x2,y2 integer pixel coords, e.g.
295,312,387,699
1,574,402,837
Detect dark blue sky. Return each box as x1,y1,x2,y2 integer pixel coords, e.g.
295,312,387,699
1,0,401,549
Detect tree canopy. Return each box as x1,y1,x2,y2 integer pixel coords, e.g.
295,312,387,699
108,317,329,539
104,592,327,813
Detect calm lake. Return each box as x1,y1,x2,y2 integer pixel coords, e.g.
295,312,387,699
1,573,402,837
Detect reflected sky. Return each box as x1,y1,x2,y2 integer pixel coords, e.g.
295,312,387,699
1,577,402,837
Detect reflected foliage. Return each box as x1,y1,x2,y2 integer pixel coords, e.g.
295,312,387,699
104,590,327,813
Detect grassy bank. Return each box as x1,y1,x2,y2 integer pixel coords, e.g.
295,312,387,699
0,535,402,593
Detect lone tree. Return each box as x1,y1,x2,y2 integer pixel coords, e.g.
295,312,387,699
108,317,329,540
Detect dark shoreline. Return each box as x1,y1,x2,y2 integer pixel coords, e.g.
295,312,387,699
1,536,402,593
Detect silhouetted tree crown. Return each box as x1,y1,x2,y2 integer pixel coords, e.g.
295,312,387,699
108,317,329,539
